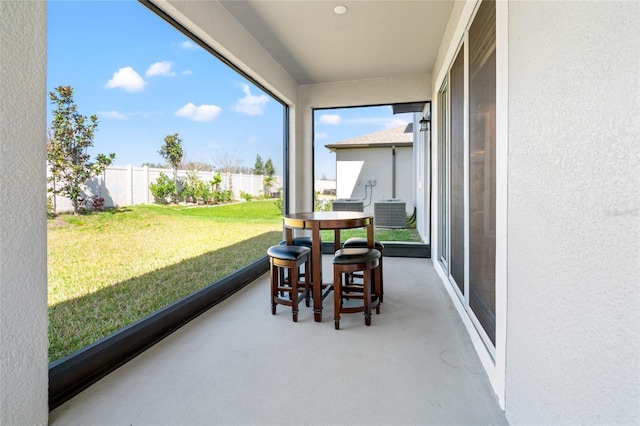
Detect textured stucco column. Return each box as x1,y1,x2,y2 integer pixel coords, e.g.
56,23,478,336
506,1,640,424
0,1,49,423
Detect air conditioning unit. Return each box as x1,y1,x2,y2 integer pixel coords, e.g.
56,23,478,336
374,199,406,228
332,198,364,212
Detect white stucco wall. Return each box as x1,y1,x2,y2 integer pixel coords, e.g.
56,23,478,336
506,1,640,424
335,146,413,214
0,1,49,424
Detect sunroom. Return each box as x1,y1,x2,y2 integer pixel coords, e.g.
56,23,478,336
1,1,638,425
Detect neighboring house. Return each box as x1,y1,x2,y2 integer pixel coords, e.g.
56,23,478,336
2,2,638,425
325,123,413,214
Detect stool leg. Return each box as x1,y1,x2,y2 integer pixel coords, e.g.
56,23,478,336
374,261,381,314
304,258,311,307
364,267,372,326
291,265,299,322
270,262,277,315
333,266,342,330
379,256,384,303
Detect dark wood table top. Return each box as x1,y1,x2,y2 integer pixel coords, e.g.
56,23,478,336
283,211,373,230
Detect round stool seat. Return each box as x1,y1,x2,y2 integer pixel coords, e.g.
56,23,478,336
268,245,311,322
278,236,313,248
343,237,384,251
268,245,311,261
333,248,380,265
342,238,385,303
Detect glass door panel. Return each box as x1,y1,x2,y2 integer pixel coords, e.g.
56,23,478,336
450,45,466,295
468,0,496,345
437,84,449,269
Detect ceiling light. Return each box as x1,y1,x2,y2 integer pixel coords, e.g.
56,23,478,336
334,5,348,15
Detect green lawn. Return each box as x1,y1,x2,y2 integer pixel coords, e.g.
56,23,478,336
47,201,283,362
47,201,421,362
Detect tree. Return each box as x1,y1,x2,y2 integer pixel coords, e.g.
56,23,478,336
261,160,276,197
263,175,276,198
158,133,184,173
158,133,184,198
141,162,166,169
183,161,213,172
264,158,276,177
253,154,264,175
48,86,115,214
213,149,242,191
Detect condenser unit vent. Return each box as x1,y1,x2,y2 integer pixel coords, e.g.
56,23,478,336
374,199,406,228
332,198,364,212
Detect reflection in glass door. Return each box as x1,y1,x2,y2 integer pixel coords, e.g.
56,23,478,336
450,44,466,296
437,83,449,270
468,0,496,345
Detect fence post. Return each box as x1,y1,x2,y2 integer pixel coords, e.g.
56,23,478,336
143,165,149,204
127,165,133,206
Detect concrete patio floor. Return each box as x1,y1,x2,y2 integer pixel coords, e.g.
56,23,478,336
49,256,507,425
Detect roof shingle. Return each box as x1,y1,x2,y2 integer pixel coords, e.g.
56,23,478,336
325,123,414,151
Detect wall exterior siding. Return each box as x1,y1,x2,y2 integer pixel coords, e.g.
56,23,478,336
505,1,640,424
0,2,49,424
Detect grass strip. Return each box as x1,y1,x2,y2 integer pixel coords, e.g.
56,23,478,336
47,201,282,361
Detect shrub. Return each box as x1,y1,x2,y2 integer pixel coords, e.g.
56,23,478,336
240,191,253,202
91,196,105,212
225,189,233,202
47,195,56,218
274,193,283,213
150,172,176,204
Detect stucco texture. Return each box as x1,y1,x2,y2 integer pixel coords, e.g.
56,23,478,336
0,1,49,424
506,1,640,424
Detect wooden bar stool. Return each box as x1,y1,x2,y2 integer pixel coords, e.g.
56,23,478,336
279,236,314,294
267,245,311,322
343,237,385,303
333,248,381,329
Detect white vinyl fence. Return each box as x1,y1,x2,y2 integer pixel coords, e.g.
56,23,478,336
50,165,282,213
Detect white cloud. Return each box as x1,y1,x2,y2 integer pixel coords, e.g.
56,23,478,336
182,70,192,76
99,110,127,120
179,40,198,50
315,132,328,139
175,102,222,122
145,61,175,77
105,67,146,92
384,118,410,128
232,84,269,115
320,114,341,125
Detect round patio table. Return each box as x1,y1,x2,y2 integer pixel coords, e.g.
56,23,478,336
283,211,374,322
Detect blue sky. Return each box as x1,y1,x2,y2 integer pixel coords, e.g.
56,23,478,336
47,0,412,180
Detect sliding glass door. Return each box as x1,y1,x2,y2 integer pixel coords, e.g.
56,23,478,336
437,0,496,348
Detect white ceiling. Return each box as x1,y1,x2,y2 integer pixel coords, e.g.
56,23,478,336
218,1,455,85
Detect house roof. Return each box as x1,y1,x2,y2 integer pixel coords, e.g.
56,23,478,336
325,123,414,151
